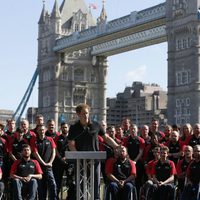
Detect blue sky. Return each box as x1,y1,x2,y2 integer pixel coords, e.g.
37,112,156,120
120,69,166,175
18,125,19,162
0,0,167,113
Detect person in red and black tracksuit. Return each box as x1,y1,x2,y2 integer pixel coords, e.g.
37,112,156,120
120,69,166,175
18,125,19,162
140,146,161,200
3,118,16,142
142,134,164,164
30,124,57,200
30,114,44,137
185,123,200,148
115,125,124,142
181,145,200,200
176,145,193,197
0,167,4,198
179,123,193,143
45,119,60,141
140,125,151,147
148,118,165,143
164,131,184,165
99,126,120,185
151,146,177,200
2,119,15,181
161,125,173,143
105,146,137,200
10,144,42,200
9,128,29,163
121,118,131,138
19,119,36,145
123,124,145,193
0,123,7,196
0,123,8,169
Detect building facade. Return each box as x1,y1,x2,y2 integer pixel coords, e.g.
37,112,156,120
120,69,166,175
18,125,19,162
107,82,167,127
167,0,200,125
37,0,200,127
0,109,14,125
37,0,108,126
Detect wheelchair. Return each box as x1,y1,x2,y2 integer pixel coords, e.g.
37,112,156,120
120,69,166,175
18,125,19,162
104,182,138,200
140,182,178,200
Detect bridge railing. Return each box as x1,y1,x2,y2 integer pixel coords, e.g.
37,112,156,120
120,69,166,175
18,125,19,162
54,3,166,51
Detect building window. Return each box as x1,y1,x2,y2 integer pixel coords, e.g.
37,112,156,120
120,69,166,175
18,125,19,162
91,74,96,83
177,40,181,50
182,71,188,84
74,68,84,81
187,37,190,47
43,70,51,82
61,72,68,81
183,39,187,49
43,94,50,107
81,24,86,31
186,97,190,106
176,99,180,107
73,94,84,106
176,70,190,86
176,72,181,85
64,97,71,106
175,97,191,125
75,24,79,32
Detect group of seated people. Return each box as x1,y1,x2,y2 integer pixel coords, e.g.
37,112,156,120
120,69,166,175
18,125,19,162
99,118,200,200
0,115,199,200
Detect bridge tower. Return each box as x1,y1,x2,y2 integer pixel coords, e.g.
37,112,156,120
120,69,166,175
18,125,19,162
37,0,108,125
166,0,200,125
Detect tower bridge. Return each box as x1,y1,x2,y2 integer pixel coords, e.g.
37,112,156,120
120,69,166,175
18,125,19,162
35,0,200,126
53,3,166,56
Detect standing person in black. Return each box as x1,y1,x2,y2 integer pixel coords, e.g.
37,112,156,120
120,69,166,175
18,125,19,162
54,122,75,200
67,103,119,200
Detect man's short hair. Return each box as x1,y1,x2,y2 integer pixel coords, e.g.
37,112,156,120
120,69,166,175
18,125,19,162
35,114,44,120
37,124,46,130
153,146,161,153
75,104,90,113
160,146,169,153
22,144,31,151
61,122,68,127
16,127,23,133
47,119,55,124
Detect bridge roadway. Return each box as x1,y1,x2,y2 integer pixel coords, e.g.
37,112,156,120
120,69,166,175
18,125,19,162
53,2,167,56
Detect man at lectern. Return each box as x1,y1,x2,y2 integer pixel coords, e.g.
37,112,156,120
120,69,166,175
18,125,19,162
68,103,119,200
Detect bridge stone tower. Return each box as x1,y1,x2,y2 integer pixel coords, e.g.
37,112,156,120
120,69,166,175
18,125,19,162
166,0,200,125
37,0,108,125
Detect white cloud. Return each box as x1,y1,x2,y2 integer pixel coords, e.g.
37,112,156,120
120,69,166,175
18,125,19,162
125,65,147,81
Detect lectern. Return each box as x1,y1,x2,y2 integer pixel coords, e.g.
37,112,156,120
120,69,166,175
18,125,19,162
65,151,106,200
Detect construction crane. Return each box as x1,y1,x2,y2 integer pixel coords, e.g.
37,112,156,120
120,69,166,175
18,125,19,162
12,68,38,125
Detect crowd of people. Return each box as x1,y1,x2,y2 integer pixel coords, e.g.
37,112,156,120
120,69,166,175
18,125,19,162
0,103,199,200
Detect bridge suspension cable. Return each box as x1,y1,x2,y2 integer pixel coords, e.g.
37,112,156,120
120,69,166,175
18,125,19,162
12,68,38,125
